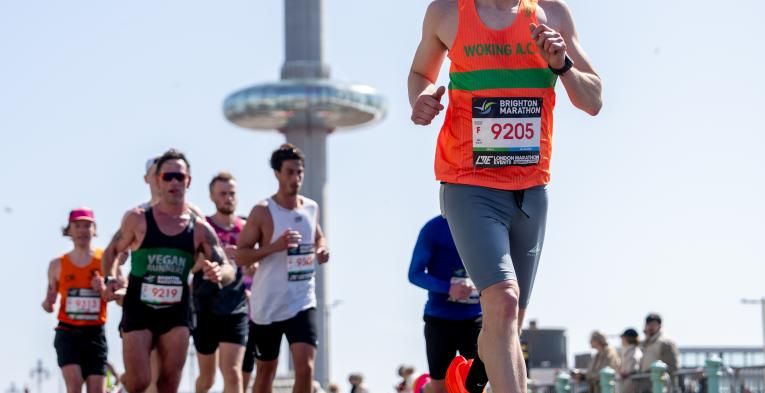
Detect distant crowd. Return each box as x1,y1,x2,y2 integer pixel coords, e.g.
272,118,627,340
573,313,679,393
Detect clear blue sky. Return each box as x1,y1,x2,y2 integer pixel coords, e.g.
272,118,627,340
1,0,764,392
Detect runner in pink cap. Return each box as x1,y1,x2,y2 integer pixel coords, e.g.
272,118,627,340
68,207,95,223
43,207,110,393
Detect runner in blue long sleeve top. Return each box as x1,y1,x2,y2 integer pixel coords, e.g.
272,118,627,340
408,216,482,393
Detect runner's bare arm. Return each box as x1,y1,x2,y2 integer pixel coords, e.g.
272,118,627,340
315,216,329,264
408,1,450,108
537,0,602,115
195,219,235,285
102,210,141,280
237,204,277,266
42,258,60,313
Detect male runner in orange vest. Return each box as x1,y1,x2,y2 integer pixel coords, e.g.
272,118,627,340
409,1,602,392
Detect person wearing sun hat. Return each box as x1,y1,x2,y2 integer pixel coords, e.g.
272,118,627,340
42,207,112,393
618,328,643,393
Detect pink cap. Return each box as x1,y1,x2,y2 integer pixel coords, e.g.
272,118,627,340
68,207,96,223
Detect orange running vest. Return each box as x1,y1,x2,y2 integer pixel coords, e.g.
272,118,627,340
435,0,557,190
57,249,107,326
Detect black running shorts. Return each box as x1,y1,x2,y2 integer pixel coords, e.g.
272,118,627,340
248,308,318,361
192,312,248,355
54,323,108,377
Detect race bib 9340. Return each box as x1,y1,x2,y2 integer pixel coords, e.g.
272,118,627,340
287,244,316,282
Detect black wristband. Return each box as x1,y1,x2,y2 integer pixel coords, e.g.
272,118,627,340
549,54,574,75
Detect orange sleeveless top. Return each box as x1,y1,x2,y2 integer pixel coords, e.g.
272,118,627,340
57,249,107,326
435,0,557,190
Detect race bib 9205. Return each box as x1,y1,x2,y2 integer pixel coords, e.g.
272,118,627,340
472,97,542,168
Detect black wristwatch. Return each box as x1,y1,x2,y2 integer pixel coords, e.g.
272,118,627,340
549,54,574,75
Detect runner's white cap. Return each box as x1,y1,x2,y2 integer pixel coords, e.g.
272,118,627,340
145,157,159,174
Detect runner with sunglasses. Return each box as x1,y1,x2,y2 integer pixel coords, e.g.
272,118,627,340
141,156,204,216
112,156,205,393
102,149,237,393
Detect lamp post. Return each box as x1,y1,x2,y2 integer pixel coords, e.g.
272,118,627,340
741,298,765,387
28,359,49,393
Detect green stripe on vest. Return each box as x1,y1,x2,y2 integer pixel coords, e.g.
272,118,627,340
449,68,557,91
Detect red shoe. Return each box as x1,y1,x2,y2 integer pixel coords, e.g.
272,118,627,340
445,355,473,393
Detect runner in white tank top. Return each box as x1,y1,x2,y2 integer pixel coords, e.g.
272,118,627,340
237,144,330,393
250,195,318,324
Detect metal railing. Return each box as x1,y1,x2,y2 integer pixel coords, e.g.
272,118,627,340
541,357,765,393
729,366,765,393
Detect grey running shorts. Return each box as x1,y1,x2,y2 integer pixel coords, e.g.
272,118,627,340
439,183,548,307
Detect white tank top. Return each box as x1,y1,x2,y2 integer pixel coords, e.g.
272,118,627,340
249,196,318,325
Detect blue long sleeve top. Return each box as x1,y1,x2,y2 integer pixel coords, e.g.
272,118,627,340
408,216,482,320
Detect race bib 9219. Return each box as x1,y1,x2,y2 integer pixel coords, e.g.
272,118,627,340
472,97,542,168
140,275,183,305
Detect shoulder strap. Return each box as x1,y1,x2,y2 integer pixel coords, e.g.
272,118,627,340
144,206,157,231
141,207,162,246
58,253,70,280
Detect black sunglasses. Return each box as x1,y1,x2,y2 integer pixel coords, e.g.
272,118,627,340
160,172,188,182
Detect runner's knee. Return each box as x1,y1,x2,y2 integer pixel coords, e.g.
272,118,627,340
125,376,151,393
293,359,314,381
220,364,242,384
157,373,183,393
256,360,278,380
196,372,215,391
482,281,520,321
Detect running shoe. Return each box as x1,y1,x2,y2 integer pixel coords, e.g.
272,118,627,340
445,355,473,393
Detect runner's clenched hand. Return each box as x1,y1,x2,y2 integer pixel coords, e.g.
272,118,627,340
411,86,446,125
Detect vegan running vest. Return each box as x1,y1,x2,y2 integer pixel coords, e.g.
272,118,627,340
435,0,558,190
57,249,107,326
127,207,196,310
